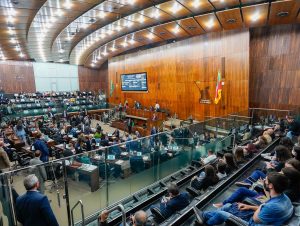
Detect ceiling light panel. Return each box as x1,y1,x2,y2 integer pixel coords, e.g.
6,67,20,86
242,3,269,27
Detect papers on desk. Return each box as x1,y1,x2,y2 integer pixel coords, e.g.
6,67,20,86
79,164,97,172
108,133,113,137
115,160,124,165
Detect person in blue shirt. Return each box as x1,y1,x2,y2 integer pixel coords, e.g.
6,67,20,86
33,133,49,162
195,172,294,226
151,182,190,219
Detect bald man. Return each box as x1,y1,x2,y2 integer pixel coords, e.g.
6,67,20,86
99,209,148,226
0,140,10,171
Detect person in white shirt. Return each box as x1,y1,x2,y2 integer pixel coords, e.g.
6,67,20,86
201,150,217,164
154,102,160,111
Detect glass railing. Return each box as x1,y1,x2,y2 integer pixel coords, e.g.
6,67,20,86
0,119,237,226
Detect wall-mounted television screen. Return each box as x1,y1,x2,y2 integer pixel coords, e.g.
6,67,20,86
121,72,148,92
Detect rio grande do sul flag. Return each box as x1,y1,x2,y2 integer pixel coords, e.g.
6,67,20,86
214,71,222,104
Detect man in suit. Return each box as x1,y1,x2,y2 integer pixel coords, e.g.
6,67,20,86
0,140,10,171
33,132,49,162
16,174,59,226
29,150,47,194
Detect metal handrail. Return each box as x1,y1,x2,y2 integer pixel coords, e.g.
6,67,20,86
105,204,126,226
71,200,85,226
249,107,292,112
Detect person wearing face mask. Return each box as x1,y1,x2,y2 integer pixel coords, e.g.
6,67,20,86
196,172,293,226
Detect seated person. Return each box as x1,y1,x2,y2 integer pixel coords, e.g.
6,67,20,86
253,135,268,149
112,129,120,139
150,183,189,219
216,161,227,180
190,165,219,190
201,150,217,165
292,145,300,161
221,153,238,175
234,147,246,165
99,209,148,226
196,172,293,226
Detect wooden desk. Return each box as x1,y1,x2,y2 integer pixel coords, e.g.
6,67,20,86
71,164,100,192
126,114,148,121
7,135,25,149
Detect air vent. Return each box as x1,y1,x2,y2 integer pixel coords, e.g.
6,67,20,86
89,18,96,23
226,18,236,24
187,26,196,30
12,0,19,4
277,11,289,17
160,32,166,35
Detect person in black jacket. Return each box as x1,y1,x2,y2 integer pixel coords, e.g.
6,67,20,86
190,165,219,190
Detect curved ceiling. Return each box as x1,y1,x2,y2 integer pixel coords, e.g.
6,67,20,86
0,0,299,69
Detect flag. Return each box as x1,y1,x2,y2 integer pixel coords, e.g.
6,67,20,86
214,71,222,104
110,80,115,97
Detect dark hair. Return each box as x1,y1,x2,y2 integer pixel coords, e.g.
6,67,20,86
224,153,237,169
34,150,41,157
279,137,294,150
274,145,292,163
286,158,300,172
217,161,227,174
267,172,289,194
293,146,300,161
234,147,245,163
282,167,300,186
207,149,214,155
205,165,219,183
167,182,179,196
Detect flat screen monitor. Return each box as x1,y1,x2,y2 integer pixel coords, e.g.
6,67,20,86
107,155,115,160
137,152,142,156
121,72,148,92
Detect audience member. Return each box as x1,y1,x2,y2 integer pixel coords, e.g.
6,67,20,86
216,161,227,180
222,153,238,174
16,175,59,226
0,140,10,171
150,183,189,219
33,133,49,162
201,150,217,165
191,165,219,190
196,172,293,226
29,150,47,194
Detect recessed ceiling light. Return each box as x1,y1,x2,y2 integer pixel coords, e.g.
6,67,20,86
7,16,15,23
226,18,236,24
110,47,116,52
56,10,64,17
206,19,214,29
64,1,73,9
91,63,95,67
147,33,154,39
107,30,114,35
151,9,160,19
102,51,108,56
251,12,260,22
10,38,17,44
129,39,135,44
58,49,65,53
115,26,122,31
81,23,89,29
192,0,201,8
122,42,128,47
19,52,25,58
173,26,180,34
277,11,289,17
99,11,106,19
97,55,102,60
139,15,145,23
170,3,181,13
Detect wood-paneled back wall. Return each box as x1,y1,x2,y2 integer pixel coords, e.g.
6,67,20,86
0,61,36,93
0,61,106,93
108,29,250,120
249,24,300,110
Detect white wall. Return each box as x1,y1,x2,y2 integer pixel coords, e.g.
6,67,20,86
33,62,79,92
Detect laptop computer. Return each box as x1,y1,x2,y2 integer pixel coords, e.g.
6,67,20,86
107,155,115,160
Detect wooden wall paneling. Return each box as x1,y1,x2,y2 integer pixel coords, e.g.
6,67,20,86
108,29,250,120
249,24,300,110
0,61,36,93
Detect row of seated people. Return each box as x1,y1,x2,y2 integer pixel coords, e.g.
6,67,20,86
97,121,293,225
193,136,300,225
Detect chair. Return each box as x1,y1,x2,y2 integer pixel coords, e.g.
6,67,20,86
130,158,145,173
150,206,166,223
186,186,202,197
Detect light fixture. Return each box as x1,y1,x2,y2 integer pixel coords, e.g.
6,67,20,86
15,46,20,51
1,56,7,61
58,49,65,53
173,26,180,34
92,60,97,63
129,39,135,44
59,59,64,62
151,9,160,19
10,38,17,44
206,19,214,29
170,3,181,13
107,30,114,35
56,10,64,17
147,33,154,39
91,63,95,67
99,11,106,19
110,47,116,52
64,0,73,9
192,0,201,8
66,36,72,41
126,21,133,27
251,12,260,22
50,17,57,23
139,15,145,23
81,23,89,29
122,42,128,47
102,51,108,56
115,26,122,31
19,52,25,58
96,55,102,60
128,0,136,5
100,33,106,38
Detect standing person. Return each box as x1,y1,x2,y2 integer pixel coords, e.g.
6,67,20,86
0,140,10,171
16,175,59,226
29,151,47,194
127,118,133,134
14,120,27,143
154,102,160,112
33,133,49,162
